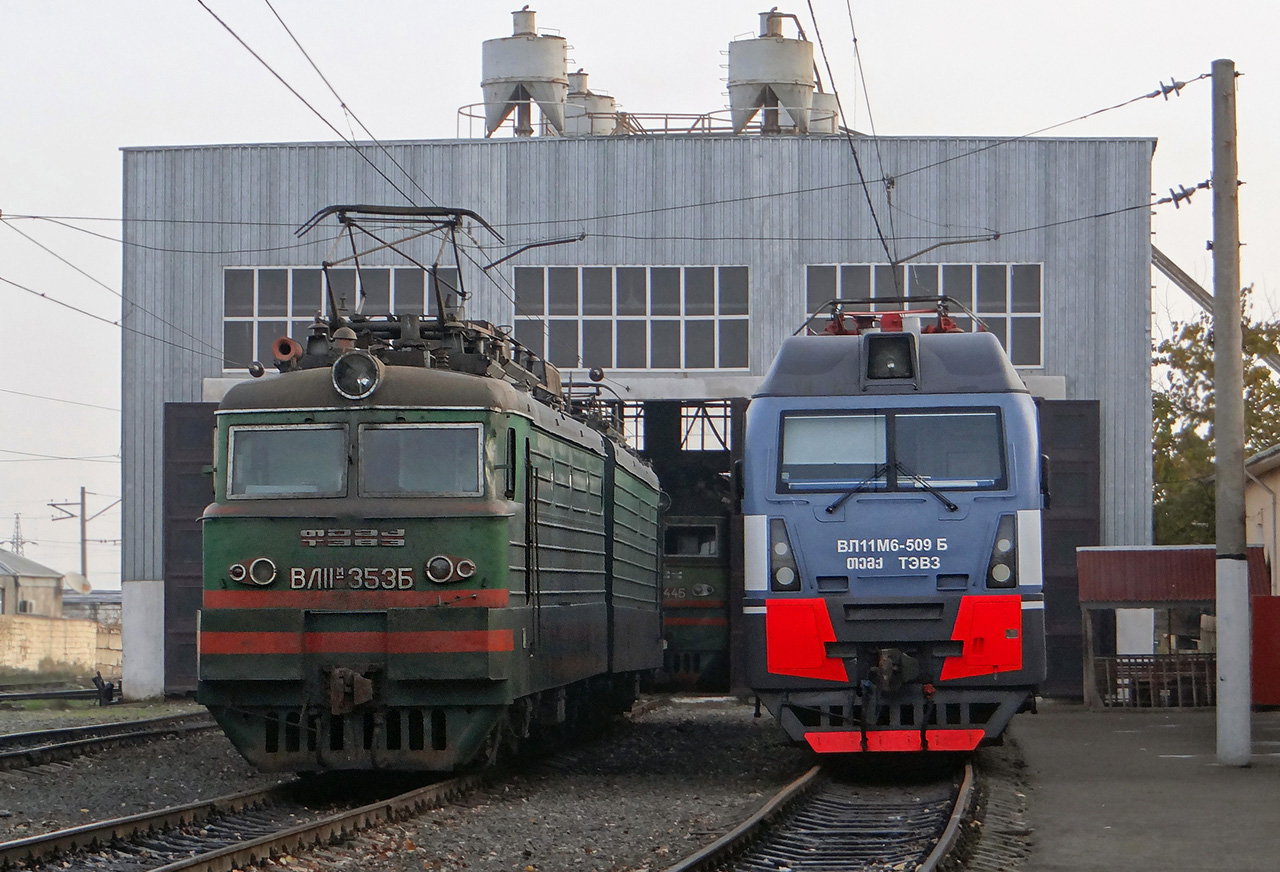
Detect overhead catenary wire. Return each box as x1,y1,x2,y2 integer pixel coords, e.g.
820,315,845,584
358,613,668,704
259,0,438,210
197,1,582,361
0,448,120,464
839,0,900,264
194,0,420,207
0,388,119,413
11,215,345,257
0,273,248,368
3,220,225,360
804,0,898,283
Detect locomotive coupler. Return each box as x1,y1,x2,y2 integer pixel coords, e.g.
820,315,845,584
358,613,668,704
870,648,921,694
328,667,374,716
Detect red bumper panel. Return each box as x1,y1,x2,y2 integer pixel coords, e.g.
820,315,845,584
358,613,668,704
765,599,848,681
805,728,986,753
940,595,1023,680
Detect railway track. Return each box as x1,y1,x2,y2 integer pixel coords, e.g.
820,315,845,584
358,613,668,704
0,772,481,872
666,762,973,872
0,714,216,772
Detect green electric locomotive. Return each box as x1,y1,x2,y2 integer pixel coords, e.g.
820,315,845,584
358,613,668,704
197,206,662,772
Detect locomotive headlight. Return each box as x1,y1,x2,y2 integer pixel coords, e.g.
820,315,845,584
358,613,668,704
865,333,916,380
986,515,1018,589
228,563,247,583
456,559,477,579
426,555,455,583
768,518,801,592
249,557,277,586
332,350,383,400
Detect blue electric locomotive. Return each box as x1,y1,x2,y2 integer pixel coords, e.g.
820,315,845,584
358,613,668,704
742,298,1047,753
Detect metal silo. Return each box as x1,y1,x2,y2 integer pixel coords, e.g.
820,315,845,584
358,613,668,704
481,8,568,137
564,70,619,136
727,10,815,134
809,90,839,134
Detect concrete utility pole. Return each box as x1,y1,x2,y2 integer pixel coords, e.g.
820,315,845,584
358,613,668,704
1211,57,1250,767
49,487,120,583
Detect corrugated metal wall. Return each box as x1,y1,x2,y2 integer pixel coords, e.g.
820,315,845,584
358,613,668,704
122,134,1154,581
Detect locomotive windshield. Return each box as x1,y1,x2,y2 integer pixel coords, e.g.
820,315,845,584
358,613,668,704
228,425,347,497
359,423,484,496
778,409,1005,493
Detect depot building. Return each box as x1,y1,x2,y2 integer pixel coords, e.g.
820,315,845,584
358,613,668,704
119,9,1152,700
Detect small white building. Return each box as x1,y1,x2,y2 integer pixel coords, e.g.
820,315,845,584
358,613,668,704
0,549,64,618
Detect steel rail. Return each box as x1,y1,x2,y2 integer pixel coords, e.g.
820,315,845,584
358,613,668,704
0,783,294,867
917,762,975,872
0,772,484,872
0,712,213,751
0,714,217,772
145,773,484,872
662,762,972,872
660,766,824,872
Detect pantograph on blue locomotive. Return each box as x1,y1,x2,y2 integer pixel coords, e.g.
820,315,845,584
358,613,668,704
741,296,1048,753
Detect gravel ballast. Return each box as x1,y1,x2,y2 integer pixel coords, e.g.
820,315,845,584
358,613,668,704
0,699,206,735
0,702,287,842
284,697,811,872
0,697,812,871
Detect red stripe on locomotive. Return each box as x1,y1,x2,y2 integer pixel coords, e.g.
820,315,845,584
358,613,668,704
203,589,510,609
764,599,848,681
200,629,514,655
940,595,1023,680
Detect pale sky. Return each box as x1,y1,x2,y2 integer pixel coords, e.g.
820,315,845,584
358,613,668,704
2,1,1276,589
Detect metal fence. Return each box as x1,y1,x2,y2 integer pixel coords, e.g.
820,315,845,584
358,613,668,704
1092,654,1217,708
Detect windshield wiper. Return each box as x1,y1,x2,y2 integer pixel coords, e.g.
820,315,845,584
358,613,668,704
894,461,959,512
824,463,889,514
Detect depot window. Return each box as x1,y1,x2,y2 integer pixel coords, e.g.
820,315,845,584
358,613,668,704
777,409,1006,493
512,265,749,371
358,424,483,497
222,266,459,372
228,424,348,498
804,263,1043,367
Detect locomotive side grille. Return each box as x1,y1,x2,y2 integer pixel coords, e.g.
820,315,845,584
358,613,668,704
258,707,450,754
786,697,1008,730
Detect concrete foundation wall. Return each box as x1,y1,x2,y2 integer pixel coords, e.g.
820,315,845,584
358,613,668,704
0,615,97,672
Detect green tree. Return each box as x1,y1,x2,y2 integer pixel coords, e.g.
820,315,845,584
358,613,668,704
1152,288,1280,544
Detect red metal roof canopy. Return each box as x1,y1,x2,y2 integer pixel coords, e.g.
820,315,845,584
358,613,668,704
1077,545,1270,605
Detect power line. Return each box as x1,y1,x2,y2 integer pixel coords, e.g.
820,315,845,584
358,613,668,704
890,73,1211,185
195,0,419,206
0,449,120,464
16,215,343,256
260,0,438,209
0,388,119,412
805,0,897,280
0,272,245,367
839,0,900,265
3,221,225,359
3,214,301,227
